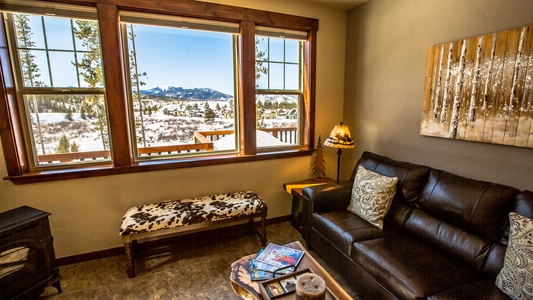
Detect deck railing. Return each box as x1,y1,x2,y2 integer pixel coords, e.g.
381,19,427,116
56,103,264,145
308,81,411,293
195,127,298,144
37,127,297,164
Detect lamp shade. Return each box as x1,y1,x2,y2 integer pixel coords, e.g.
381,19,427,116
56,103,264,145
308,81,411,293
324,122,355,149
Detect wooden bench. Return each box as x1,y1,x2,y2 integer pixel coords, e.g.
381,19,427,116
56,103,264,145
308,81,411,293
119,191,267,278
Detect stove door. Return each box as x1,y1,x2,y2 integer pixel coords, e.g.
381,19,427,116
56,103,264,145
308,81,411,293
0,240,48,300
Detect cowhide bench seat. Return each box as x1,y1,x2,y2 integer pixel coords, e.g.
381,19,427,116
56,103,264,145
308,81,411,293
119,191,267,278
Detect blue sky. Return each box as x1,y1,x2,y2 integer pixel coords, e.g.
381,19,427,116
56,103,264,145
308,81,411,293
128,24,235,95
20,14,300,96
21,14,236,95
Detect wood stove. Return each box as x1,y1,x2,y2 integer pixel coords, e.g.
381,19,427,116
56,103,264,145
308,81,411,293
0,206,61,299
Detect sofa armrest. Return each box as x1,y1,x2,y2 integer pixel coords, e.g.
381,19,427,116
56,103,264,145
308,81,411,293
302,181,353,213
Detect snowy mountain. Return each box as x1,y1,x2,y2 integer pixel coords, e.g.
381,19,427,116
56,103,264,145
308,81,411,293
140,86,232,101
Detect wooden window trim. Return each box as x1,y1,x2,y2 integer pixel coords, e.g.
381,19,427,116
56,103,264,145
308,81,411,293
0,0,318,185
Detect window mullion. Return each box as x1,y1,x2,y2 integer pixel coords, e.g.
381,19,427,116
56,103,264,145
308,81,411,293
239,20,256,155
283,39,286,90
97,3,132,167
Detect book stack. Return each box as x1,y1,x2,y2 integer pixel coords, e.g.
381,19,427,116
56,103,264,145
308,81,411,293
249,243,305,281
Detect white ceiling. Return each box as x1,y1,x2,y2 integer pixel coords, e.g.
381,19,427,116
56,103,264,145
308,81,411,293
297,0,368,10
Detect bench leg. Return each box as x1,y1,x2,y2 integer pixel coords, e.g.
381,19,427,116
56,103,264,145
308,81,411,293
248,212,267,247
124,242,135,278
260,209,267,247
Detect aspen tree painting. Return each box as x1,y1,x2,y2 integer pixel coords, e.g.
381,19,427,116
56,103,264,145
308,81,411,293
421,24,533,148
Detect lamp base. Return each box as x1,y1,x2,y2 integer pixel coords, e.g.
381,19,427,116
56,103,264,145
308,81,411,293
336,148,342,182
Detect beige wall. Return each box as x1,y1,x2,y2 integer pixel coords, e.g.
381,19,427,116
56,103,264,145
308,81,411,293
344,0,533,190
0,0,347,258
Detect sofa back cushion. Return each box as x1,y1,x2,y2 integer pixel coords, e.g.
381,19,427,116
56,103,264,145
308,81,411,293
418,169,519,241
353,152,431,205
404,168,520,275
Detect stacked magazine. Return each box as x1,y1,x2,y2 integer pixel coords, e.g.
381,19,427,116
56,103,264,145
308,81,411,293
249,243,305,281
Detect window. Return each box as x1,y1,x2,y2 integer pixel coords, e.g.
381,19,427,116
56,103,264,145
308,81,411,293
0,1,318,184
255,30,305,149
4,9,110,168
121,14,239,160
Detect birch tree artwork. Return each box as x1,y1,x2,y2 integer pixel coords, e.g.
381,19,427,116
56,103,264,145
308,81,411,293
421,24,533,148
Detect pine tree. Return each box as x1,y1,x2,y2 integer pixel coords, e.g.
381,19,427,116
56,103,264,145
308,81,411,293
65,109,73,121
70,142,79,153
312,135,326,178
255,37,268,87
80,104,87,120
256,115,267,129
204,102,215,123
73,20,109,150
15,14,46,154
56,134,71,154
128,24,149,147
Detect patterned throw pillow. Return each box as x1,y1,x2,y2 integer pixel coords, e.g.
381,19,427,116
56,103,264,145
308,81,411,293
496,212,533,300
347,166,398,230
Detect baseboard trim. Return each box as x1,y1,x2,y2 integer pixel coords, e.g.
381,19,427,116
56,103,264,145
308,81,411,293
56,215,291,266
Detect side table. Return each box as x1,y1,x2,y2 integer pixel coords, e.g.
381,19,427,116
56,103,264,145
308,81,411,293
283,178,334,235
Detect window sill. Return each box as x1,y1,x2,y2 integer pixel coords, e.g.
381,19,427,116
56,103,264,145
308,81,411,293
4,149,313,184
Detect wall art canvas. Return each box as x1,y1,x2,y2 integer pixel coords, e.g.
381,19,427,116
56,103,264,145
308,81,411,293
420,25,533,148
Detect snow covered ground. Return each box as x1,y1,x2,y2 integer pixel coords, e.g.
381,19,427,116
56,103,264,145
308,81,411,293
31,109,296,155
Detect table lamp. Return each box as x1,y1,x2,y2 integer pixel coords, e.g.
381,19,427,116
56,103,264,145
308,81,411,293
324,122,355,181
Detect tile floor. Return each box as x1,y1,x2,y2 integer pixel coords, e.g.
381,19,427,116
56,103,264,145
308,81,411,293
39,222,358,299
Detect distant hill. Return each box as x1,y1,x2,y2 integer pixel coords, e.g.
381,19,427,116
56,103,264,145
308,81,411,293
140,86,232,101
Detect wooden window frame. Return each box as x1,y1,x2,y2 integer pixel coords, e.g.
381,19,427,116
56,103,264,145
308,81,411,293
0,0,318,184
255,36,305,151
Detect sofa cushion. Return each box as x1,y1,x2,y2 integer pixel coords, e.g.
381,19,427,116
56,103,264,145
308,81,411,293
428,279,510,300
348,166,398,229
404,208,494,272
351,234,480,300
311,211,392,256
496,212,533,300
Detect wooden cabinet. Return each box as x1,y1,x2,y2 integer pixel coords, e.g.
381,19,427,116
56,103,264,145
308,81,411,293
0,206,61,300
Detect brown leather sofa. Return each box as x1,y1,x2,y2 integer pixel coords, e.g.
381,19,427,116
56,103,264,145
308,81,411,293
301,151,533,299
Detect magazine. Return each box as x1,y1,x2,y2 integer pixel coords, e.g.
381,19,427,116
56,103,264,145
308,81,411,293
249,249,294,281
254,243,305,269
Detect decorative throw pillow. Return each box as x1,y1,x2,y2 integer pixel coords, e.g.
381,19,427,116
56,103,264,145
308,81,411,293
347,166,398,230
496,212,533,300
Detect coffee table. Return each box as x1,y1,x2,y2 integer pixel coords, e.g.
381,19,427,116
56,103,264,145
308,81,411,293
230,241,353,300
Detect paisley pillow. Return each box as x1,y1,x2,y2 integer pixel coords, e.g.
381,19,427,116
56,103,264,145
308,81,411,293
496,212,533,300
347,166,398,230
